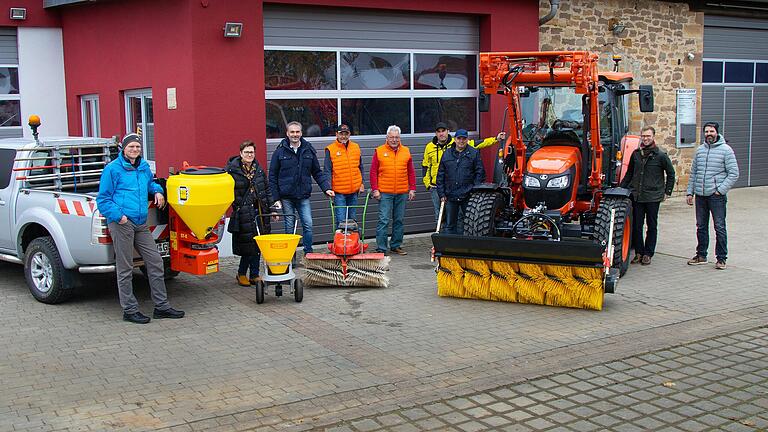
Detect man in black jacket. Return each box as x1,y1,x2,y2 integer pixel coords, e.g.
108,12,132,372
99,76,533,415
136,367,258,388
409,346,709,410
436,129,486,234
620,126,676,265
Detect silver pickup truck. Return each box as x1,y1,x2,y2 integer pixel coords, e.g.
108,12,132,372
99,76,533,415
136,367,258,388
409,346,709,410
0,136,172,304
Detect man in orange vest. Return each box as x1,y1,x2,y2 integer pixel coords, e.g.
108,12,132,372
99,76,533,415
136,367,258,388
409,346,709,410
370,125,416,256
324,124,365,227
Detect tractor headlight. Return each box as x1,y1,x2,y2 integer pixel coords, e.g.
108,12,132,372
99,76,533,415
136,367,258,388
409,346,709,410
524,175,541,188
546,175,569,189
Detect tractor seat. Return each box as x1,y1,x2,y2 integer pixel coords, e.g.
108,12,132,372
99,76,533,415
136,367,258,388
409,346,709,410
541,129,581,148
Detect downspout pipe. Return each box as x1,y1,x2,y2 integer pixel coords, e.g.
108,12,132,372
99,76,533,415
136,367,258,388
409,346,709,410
539,0,561,25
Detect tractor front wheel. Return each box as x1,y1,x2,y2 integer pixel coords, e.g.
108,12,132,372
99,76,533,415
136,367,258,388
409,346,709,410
595,196,632,277
463,191,504,236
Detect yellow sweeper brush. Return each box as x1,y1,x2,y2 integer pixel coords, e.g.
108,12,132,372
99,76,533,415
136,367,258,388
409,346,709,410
431,217,619,311
302,194,390,288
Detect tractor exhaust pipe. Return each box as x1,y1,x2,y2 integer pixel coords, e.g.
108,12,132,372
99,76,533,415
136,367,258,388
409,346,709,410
539,0,561,26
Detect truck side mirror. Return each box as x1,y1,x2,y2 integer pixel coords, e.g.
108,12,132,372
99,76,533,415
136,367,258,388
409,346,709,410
479,87,490,112
638,85,654,112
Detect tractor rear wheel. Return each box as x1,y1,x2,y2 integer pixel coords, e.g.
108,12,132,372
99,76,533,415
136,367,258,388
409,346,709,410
463,191,504,236
595,196,632,277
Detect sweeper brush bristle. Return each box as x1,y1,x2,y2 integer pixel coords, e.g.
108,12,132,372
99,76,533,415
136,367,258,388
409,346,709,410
435,257,605,310
301,256,391,288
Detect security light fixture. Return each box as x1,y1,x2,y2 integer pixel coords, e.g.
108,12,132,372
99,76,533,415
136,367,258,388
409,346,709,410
223,22,243,38
10,7,26,20
608,19,626,36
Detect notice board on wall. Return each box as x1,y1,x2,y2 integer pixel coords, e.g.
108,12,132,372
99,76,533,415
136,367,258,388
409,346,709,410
676,88,697,148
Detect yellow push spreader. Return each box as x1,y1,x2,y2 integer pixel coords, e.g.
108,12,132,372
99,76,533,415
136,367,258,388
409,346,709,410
432,51,656,310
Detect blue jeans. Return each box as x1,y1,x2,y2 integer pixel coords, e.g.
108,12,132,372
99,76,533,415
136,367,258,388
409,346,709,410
442,199,469,234
376,193,407,251
238,254,260,277
333,193,358,227
695,194,728,262
430,187,441,223
281,198,314,253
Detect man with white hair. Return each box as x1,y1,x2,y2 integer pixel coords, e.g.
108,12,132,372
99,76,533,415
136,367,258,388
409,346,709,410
370,125,416,255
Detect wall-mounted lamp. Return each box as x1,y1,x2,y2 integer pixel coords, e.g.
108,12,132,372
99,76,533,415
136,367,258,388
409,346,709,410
10,7,27,20
608,18,626,36
223,22,243,38
686,52,695,61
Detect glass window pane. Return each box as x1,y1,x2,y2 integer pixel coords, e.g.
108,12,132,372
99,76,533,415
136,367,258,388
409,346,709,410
414,97,476,133
0,67,19,94
414,54,477,90
341,98,410,135
143,97,155,160
265,51,337,90
0,100,21,127
756,63,768,83
266,99,338,138
83,100,93,137
340,52,409,90
128,96,142,134
702,61,723,83
725,62,753,83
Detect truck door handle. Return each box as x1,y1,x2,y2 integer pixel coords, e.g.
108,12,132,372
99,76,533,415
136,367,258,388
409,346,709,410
0,200,6,205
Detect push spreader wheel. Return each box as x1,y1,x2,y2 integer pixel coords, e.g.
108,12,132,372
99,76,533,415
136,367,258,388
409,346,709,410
595,196,632,277
294,279,303,303
256,281,265,304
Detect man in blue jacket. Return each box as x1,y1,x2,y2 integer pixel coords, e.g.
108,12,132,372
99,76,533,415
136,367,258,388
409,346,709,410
96,133,184,324
269,121,333,254
686,122,740,270
436,129,486,234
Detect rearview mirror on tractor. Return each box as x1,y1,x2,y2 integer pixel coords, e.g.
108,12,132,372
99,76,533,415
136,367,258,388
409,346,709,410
638,85,654,112
479,87,490,112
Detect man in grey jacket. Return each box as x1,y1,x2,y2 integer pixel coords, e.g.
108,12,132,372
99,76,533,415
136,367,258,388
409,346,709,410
686,122,739,269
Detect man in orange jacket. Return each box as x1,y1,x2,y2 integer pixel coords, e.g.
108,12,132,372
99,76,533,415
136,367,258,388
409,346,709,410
370,125,416,255
324,124,365,228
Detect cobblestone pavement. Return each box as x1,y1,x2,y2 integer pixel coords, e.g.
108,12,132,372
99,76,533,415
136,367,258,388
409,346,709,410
320,326,768,432
0,187,766,432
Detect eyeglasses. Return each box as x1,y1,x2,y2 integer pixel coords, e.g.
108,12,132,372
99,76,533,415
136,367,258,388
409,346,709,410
242,151,255,155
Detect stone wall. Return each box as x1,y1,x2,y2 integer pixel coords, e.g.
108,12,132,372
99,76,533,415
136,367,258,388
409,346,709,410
538,0,704,191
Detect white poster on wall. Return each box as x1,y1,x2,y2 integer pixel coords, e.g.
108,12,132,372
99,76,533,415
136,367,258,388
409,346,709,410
676,88,697,148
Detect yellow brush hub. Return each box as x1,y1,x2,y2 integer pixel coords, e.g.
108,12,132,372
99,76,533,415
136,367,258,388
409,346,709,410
436,257,604,310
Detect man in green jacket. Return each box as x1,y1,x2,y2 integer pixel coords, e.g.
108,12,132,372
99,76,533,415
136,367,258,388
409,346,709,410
620,126,675,265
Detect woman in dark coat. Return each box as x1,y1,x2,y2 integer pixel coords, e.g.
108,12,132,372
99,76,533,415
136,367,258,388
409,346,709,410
226,140,275,286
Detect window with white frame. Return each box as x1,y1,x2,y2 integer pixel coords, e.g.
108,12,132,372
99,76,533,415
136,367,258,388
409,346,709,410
80,94,100,137
124,89,154,168
703,59,768,84
264,48,478,139
0,65,21,131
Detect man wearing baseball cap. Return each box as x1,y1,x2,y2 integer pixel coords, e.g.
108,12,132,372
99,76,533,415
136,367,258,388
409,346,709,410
96,133,185,324
324,124,366,227
436,129,486,234
421,122,505,223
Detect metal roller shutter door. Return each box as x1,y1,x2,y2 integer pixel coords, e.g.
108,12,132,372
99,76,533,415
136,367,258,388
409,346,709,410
263,5,480,243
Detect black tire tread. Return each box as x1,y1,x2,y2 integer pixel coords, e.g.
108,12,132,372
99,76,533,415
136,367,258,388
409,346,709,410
463,191,503,236
594,197,632,277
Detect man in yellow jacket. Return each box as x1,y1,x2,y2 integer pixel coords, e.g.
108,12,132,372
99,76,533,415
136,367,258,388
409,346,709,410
324,124,365,228
422,122,505,222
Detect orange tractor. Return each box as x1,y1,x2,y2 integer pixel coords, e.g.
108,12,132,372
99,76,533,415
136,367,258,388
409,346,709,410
431,51,654,310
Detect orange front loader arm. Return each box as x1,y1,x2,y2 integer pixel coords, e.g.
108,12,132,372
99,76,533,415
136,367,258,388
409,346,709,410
479,51,606,203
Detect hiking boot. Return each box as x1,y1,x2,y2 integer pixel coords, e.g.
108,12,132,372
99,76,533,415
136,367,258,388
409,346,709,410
715,260,727,270
631,255,641,264
390,248,407,256
237,274,250,286
687,255,707,265
641,255,652,265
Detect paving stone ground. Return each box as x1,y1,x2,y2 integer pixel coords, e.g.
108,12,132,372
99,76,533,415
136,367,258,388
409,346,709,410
319,326,768,432
0,187,766,432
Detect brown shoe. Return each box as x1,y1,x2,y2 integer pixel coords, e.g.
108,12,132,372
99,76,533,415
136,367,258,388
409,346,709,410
631,255,641,264
390,248,407,256
641,255,652,265
237,274,250,287
715,260,727,270
249,276,262,285
687,255,707,265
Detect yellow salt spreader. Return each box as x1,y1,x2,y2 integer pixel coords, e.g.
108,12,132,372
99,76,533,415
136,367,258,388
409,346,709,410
252,218,303,304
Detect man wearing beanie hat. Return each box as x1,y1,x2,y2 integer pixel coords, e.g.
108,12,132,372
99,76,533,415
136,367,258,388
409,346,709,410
421,122,505,224
96,133,185,324
685,121,740,269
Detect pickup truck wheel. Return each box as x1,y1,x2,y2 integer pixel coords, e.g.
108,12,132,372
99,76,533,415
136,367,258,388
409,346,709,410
24,236,75,304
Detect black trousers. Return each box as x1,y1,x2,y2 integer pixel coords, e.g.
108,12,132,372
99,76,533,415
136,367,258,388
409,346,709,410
632,201,661,257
